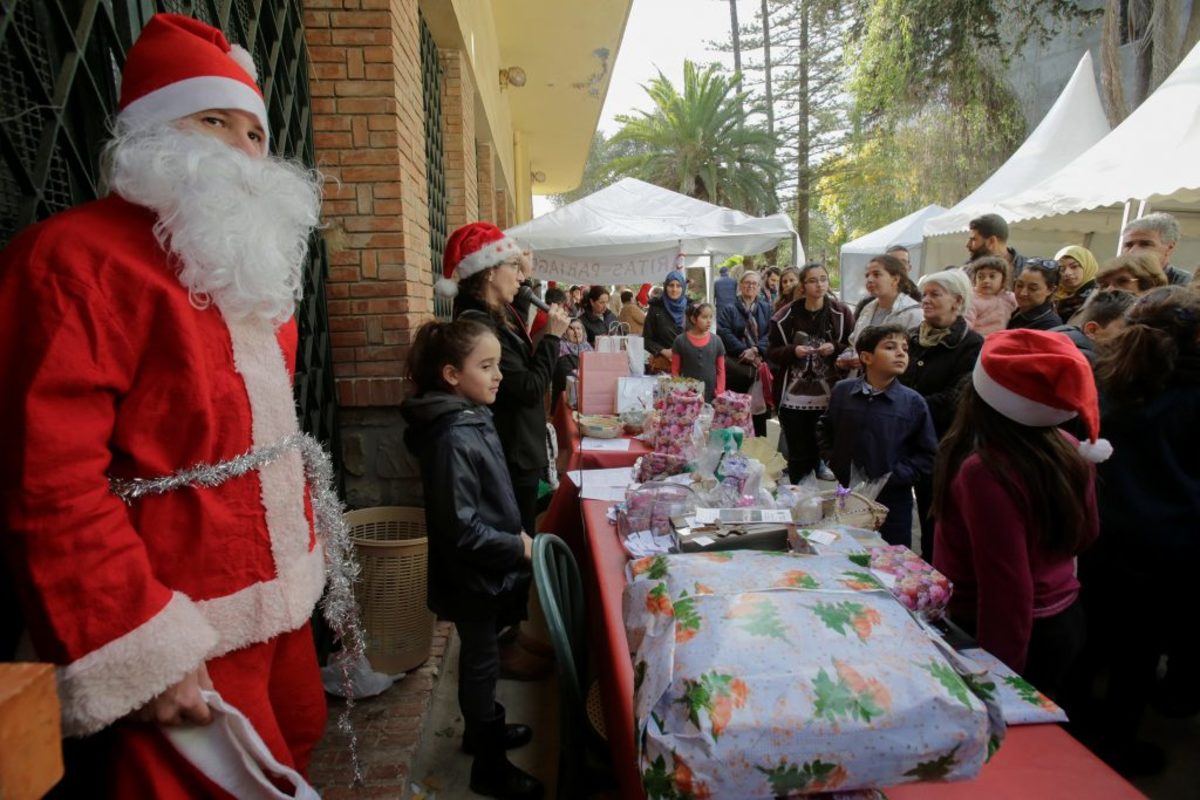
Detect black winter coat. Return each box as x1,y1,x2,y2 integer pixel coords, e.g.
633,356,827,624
401,393,530,623
455,296,559,474
1054,280,1096,324
1007,301,1063,331
579,308,618,345
900,316,984,437
643,296,682,357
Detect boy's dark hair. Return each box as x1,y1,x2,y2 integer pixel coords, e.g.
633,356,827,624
620,289,633,303
856,324,908,357
1069,288,1136,328
544,286,567,305
968,255,1008,283
969,213,1009,242
407,318,495,395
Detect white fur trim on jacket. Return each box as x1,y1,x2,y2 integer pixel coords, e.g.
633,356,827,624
57,592,220,737
452,235,522,281
972,359,1077,427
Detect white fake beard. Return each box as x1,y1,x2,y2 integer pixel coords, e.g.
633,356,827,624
104,122,323,324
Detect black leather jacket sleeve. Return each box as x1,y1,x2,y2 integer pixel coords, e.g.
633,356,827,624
432,431,525,572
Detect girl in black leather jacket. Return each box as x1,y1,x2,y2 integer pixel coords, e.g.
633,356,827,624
401,317,542,800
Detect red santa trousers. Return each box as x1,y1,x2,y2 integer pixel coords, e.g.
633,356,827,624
63,623,327,799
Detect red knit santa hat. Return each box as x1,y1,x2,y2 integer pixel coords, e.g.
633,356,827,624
972,329,1113,462
437,222,523,297
118,14,269,146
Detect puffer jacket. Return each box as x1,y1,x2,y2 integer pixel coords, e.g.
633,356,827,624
401,392,530,623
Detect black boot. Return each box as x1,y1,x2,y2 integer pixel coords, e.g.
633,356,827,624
467,713,543,800
462,703,533,754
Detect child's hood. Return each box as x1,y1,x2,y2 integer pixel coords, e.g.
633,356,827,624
400,392,491,455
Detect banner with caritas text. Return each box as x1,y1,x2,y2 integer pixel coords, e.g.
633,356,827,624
532,247,680,285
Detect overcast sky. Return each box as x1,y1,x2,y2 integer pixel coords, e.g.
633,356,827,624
531,0,758,216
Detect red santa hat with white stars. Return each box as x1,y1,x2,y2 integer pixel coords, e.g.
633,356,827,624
972,329,1113,462
437,222,523,297
117,14,269,147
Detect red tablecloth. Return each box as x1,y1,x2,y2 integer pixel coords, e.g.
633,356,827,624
551,393,652,472
578,499,1145,800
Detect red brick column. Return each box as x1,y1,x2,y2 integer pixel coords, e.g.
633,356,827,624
305,2,432,409
439,49,478,230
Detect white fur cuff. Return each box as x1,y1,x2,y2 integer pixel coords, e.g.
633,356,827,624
57,592,220,737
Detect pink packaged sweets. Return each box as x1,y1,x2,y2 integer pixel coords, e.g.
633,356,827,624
652,387,704,458
867,545,953,619
635,452,690,483
711,390,753,438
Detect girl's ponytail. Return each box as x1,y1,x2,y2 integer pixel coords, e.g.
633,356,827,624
407,317,495,395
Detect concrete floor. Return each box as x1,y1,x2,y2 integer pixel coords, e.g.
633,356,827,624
408,633,560,800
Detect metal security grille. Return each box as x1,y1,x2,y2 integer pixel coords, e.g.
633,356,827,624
0,0,338,474
420,13,449,320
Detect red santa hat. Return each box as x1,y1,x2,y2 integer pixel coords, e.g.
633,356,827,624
972,329,1112,462
437,222,523,297
118,14,269,146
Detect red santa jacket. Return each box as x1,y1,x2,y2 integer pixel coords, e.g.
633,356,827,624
0,195,324,736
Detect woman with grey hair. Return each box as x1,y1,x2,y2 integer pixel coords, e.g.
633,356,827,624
900,269,984,554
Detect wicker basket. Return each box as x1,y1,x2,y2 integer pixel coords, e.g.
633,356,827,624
817,490,889,531
347,507,435,674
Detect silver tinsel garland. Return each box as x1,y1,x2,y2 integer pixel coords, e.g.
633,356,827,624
110,432,366,786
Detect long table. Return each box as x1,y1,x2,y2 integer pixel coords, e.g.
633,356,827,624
550,394,652,472
577,498,1146,800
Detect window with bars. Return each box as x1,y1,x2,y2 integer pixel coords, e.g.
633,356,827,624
420,14,450,321
0,0,339,477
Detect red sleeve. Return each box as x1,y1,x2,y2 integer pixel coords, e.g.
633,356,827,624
715,352,726,394
671,352,681,376
955,459,1035,672
0,233,217,736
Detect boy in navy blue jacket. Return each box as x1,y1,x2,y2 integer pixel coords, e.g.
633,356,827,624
818,324,938,548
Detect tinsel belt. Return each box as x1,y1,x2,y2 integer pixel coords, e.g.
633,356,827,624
109,431,367,785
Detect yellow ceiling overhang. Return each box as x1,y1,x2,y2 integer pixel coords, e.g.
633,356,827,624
493,0,633,195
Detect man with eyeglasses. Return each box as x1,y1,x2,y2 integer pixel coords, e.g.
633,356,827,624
1121,212,1194,286
967,213,1028,274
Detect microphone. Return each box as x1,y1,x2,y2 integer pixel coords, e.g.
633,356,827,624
518,284,551,312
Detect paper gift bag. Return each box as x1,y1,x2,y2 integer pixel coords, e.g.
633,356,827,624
596,334,645,376
617,375,658,413
578,351,630,415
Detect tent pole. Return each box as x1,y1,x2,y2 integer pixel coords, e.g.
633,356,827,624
1117,200,1132,256
1136,199,1148,219
707,256,714,304
792,233,801,267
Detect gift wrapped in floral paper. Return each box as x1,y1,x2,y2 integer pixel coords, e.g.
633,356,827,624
635,452,691,484
711,390,754,437
955,648,1068,725
654,376,705,410
861,546,953,620
652,387,705,458
625,551,1003,798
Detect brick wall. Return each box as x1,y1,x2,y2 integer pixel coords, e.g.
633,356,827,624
305,2,431,411
476,141,496,223
439,49,478,230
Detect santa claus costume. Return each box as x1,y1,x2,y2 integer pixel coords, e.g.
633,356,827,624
0,14,345,797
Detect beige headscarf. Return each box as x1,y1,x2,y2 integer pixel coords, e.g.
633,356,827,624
1053,245,1099,299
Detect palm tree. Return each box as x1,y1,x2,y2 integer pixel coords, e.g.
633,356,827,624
610,60,781,214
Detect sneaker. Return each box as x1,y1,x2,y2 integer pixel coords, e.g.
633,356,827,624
817,462,836,482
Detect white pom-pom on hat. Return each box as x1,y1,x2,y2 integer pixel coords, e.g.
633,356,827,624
434,277,459,297
227,44,258,82
1077,438,1113,463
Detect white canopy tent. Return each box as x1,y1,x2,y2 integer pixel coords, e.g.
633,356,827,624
838,204,946,303
922,52,1111,268
506,178,802,288
973,39,1200,269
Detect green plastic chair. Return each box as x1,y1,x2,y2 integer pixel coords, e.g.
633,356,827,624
532,533,611,798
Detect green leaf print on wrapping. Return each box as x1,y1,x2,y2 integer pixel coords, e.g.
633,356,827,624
634,659,648,694
921,660,975,709
673,592,702,643
1003,674,1058,711
903,745,960,782
962,671,997,702
731,595,790,642
756,758,848,795
812,662,887,723
811,600,883,642
848,553,871,567
772,569,820,590
676,671,749,740
631,554,671,580
642,753,675,799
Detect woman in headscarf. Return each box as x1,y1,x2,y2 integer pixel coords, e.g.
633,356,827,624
643,270,688,372
1053,245,1100,322
900,269,984,556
